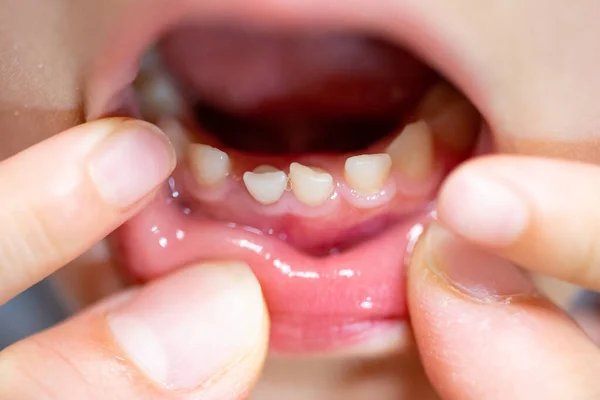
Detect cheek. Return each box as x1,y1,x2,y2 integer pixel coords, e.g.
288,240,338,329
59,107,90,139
0,2,81,158
413,0,600,157
0,0,132,160
0,107,82,160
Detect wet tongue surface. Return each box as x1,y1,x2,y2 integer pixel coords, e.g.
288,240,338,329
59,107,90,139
159,25,436,153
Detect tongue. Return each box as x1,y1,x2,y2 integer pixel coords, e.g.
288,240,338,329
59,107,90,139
159,25,435,120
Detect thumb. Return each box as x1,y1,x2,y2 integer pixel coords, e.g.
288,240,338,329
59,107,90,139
0,262,269,399
407,222,600,400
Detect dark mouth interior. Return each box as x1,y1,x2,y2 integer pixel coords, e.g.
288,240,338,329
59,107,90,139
156,24,439,154
192,101,405,154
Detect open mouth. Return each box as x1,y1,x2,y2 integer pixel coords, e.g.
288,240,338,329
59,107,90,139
86,0,483,355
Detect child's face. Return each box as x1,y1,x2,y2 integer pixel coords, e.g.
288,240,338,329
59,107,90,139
3,0,599,156
2,0,598,398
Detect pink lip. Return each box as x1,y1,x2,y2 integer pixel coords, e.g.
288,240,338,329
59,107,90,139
114,181,430,352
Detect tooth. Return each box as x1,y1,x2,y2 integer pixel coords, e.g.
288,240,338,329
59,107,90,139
289,163,334,206
156,117,189,159
188,144,231,186
243,166,288,205
385,121,435,181
344,154,392,195
418,82,480,152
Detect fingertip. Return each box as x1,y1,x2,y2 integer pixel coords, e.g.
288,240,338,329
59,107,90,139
0,263,269,400
108,261,268,391
88,119,176,208
419,222,537,303
438,162,529,247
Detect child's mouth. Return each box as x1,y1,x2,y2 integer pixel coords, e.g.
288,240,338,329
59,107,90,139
85,0,483,355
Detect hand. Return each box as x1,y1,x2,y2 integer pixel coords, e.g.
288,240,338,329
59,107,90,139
407,155,600,399
0,118,268,399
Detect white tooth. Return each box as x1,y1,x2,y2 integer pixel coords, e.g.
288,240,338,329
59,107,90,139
289,163,334,206
188,144,231,186
385,121,435,181
344,154,392,195
418,82,480,152
243,166,288,205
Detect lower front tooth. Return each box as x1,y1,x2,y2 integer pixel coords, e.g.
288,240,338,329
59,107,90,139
289,163,334,206
188,144,231,186
243,166,288,205
344,154,392,195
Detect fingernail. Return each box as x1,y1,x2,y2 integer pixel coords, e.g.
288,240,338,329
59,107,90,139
88,121,176,207
108,262,266,389
424,222,537,302
438,169,528,246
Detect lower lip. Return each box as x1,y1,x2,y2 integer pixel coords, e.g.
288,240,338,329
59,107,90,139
113,175,429,353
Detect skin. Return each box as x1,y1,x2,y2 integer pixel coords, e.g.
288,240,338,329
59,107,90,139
1,0,600,398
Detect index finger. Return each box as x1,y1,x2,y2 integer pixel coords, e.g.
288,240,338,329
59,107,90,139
0,118,175,305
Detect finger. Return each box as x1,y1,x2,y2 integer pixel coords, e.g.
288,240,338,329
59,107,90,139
0,118,175,304
437,155,600,291
408,223,600,400
0,262,269,399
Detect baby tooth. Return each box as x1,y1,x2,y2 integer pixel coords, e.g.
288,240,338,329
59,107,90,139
188,144,231,186
386,121,435,181
243,166,288,205
418,82,480,152
289,163,334,206
156,117,190,159
344,154,392,195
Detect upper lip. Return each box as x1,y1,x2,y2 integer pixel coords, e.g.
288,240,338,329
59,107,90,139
84,0,485,122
